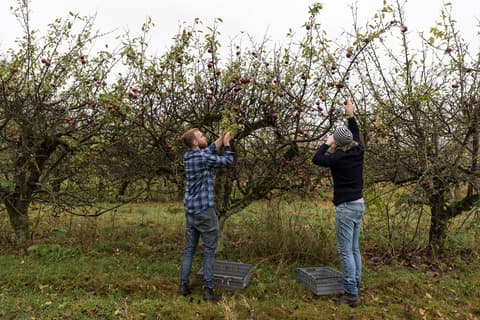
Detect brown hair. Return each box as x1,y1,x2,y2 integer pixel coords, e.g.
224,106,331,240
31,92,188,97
181,128,199,147
326,140,359,154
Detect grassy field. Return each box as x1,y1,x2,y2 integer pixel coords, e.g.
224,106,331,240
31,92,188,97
0,199,479,319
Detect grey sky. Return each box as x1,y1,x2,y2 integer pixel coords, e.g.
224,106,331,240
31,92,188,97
1,0,479,53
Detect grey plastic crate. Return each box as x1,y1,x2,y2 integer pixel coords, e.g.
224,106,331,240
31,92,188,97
296,266,344,295
196,260,254,290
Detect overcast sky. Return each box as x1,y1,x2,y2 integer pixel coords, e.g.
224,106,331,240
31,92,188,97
1,0,479,54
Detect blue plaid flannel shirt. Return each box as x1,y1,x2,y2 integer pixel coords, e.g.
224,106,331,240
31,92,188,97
183,143,234,215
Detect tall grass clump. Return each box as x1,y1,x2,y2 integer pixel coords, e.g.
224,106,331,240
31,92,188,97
225,197,338,265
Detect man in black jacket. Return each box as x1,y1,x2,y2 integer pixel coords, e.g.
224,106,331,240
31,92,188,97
312,100,365,307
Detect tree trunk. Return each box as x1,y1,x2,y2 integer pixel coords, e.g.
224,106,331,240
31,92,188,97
5,197,30,244
428,195,449,252
468,110,479,197
117,180,129,198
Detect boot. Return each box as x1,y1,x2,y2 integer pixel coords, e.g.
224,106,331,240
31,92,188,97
203,286,222,302
178,283,192,296
335,292,361,307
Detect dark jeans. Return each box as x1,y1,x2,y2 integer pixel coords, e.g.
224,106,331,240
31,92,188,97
180,207,219,289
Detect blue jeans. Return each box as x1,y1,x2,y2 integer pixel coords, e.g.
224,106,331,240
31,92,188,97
335,200,365,295
180,208,219,289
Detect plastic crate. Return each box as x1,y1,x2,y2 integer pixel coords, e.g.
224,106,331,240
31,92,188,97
196,260,254,290
296,266,344,295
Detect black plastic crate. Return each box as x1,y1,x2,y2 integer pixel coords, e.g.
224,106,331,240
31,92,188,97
196,260,254,290
296,266,343,295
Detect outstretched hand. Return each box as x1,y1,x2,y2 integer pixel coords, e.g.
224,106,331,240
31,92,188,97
342,99,354,118
326,134,335,146
223,132,232,146
214,134,224,149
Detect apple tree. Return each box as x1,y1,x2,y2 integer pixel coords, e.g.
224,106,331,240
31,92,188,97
0,2,123,243
352,2,479,251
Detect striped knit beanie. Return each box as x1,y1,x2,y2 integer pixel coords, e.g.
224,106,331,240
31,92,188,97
333,126,353,146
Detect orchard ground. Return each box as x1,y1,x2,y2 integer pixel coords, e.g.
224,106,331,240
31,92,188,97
0,197,479,320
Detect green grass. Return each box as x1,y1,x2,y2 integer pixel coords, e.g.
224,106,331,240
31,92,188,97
1,200,480,319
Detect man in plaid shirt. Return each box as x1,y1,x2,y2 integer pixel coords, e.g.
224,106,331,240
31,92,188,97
179,128,233,301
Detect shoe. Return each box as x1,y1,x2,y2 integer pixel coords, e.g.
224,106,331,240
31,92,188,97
179,283,192,296
335,292,361,307
203,287,222,302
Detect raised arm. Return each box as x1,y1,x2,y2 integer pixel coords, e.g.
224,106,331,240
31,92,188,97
204,132,234,168
344,100,361,145
312,135,337,167
205,149,234,168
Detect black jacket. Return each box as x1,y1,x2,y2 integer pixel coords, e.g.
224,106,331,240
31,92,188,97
312,117,364,206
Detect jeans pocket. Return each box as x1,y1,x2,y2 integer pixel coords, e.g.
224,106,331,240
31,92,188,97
193,208,219,232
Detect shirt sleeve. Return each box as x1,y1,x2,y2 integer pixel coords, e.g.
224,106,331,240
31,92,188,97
312,144,336,167
204,143,218,154
348,117,362,146
204,147,234,168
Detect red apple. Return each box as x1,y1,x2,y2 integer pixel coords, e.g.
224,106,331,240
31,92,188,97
445,47,453,54
271,113,279,120
346,49,353,58
240,77,250,84
400,25,408,33
306,24,311,30
451,82,459,89
277,90,285,97
41,58,51,67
